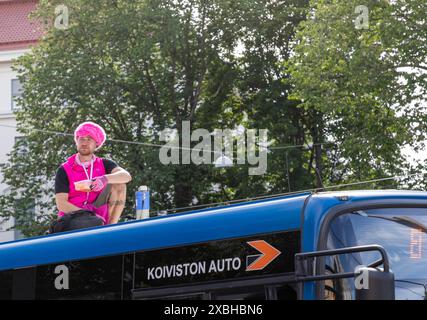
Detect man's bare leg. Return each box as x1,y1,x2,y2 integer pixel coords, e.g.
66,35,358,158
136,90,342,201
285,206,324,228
107,184,127,224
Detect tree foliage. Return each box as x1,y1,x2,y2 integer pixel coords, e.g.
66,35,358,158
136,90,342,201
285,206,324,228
288,0,426,188
0,0,425,237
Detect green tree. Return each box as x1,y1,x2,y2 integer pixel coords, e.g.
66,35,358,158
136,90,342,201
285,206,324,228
0,0,311,236
3,0,422,238
288,0,426,189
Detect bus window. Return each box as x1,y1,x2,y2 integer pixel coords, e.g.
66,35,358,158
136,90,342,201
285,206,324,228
35,255,123,300
0,270,13,300
325,208,427,300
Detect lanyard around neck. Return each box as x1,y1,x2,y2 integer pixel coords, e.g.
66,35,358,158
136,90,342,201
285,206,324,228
80,158,94,205
81,158,94,181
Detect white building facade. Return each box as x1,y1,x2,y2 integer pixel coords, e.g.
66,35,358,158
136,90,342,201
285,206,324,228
0,49,27,242
0,0,41,242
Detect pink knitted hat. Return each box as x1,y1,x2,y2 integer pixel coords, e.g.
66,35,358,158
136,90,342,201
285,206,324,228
74,121,106,150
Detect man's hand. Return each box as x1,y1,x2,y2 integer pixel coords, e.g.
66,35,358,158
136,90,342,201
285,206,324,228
90,175,108,192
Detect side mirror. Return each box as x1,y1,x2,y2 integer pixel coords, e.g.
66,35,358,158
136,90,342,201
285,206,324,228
354,266,395,300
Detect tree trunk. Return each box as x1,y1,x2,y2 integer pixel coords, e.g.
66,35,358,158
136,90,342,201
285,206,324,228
312,110,324,189
174,119,194,209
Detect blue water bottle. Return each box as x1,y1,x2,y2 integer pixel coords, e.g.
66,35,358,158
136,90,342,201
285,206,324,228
136,186,150,219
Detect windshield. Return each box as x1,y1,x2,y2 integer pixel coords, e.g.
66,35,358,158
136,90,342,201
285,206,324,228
326,207,427,300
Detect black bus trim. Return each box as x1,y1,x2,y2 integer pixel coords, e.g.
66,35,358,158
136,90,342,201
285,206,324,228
132,273,296,300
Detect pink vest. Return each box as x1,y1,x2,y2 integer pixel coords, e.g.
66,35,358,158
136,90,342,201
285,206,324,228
58,153,109,224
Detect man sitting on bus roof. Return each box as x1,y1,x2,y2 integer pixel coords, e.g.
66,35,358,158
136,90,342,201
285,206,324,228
52,121,132,232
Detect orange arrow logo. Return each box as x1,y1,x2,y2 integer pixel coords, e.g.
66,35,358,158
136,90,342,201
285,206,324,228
246,240,281,271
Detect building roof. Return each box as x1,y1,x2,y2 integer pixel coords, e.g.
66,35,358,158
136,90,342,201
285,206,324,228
0,0,42,51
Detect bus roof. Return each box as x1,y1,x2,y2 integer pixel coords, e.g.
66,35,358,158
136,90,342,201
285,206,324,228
0,192,308,271
2,189,427,271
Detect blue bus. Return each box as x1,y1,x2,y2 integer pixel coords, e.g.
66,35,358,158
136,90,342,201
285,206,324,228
1,189,427,300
